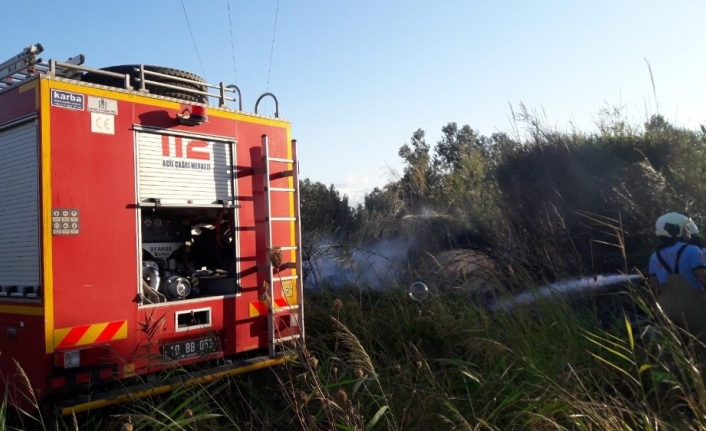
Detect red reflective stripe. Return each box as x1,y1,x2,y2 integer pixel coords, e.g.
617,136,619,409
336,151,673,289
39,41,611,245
95,321,124,343
57,325,91,348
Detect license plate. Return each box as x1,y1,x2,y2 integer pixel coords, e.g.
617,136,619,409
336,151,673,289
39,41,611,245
162,336,218,360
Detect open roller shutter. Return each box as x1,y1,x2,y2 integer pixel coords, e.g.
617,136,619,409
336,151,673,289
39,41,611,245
0,120,40,295
136,132,234,206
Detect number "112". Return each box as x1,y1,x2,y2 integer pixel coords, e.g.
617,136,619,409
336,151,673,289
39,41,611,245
161,135,210,161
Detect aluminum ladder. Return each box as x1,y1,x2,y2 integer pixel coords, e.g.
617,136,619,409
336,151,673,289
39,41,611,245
0,43,85,90
0,44,44,88
261,134,305,358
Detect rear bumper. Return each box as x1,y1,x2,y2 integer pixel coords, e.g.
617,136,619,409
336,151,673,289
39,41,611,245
59,351,296,416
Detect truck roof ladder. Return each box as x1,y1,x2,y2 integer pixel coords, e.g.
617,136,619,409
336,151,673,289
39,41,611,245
2,43,251,110
0,44,44,90
261,134,305,358
0,44,86,91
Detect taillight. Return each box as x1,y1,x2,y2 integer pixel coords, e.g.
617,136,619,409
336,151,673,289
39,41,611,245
55,346,112,369
55,350,80,369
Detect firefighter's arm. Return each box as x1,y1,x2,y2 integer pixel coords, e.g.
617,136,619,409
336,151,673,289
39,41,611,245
688,246,706,290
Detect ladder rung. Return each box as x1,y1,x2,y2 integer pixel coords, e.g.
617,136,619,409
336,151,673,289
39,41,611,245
270,217,296,222
273,275,299,281
276,246,298,251
269,157,294,164
274,304,300,313
274,334,301,344
270,187,296,193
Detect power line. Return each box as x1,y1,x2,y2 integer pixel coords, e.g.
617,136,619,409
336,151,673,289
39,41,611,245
266,0,280,91
181,0,207,79
226,0,238,85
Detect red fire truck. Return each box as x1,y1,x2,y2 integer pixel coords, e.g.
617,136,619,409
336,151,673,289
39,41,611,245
0,44,304,415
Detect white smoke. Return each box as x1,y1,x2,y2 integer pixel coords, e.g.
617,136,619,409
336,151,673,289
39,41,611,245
304,237,413,290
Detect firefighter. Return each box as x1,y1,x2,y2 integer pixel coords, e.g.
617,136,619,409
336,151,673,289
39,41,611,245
648,211,706,344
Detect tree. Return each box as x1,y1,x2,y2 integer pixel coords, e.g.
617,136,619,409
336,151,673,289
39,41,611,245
398,129,438,207
299,179,356,235
644,114,671,133
434,122,478,171
364,185,400,216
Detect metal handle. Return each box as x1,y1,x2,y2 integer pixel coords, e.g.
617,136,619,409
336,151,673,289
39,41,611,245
255,93,279,118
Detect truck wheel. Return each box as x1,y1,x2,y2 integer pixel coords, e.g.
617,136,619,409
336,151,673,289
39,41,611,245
80,65,209,104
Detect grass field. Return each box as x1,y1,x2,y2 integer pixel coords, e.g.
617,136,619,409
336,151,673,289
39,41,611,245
5,275,706,431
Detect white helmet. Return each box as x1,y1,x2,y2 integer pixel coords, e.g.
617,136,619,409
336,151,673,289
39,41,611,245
655,212,698,238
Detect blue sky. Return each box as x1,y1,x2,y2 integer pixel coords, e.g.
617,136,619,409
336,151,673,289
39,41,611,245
4,1,705,203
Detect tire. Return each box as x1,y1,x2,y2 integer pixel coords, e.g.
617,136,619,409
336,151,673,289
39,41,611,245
80,65,209,104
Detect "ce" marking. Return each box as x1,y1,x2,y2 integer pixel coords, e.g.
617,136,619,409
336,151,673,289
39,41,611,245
91,113,114,134
95,117,111,130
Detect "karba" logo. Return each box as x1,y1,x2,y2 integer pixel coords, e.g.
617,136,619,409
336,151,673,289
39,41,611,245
54,92,83,102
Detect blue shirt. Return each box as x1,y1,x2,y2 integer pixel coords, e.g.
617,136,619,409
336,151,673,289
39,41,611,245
649,242,706,290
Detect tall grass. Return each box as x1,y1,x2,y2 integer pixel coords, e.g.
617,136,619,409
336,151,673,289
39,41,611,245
4,254,706,429
281,213,706,430
279,277,706,430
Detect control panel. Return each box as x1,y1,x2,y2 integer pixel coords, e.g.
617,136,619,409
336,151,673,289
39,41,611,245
142,215,191,243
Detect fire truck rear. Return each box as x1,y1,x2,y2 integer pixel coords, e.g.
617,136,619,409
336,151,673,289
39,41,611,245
0,44,304,415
